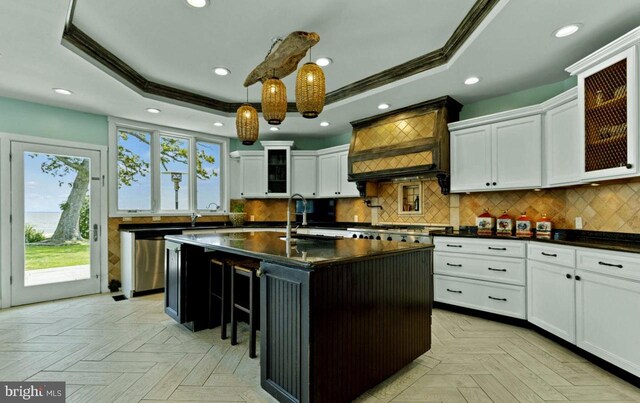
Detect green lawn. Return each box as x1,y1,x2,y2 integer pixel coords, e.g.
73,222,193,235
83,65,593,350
25,243,90,270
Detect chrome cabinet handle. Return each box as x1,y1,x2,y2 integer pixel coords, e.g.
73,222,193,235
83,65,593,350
541,252,557,257
488,267,506,272
598,261,623,268
488,296,507,301
446,288,462,294
446,263,462,267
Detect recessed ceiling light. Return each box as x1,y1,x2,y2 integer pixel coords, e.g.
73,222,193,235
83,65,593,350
554,24,581,38
213,122,224,127
270,127,280,131
53,88,73,95
320,121,330,127
464,76,480,85
185,0,208,8
146,108,161,114
316,57,333,67
377,103,390,110
213,67,230,76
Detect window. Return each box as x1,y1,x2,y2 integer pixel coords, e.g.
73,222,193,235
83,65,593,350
159,135,190,211
196,141,221,211
110,119,227,216
117,129,151,211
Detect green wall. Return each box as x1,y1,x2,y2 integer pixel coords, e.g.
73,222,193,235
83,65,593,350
0,96,108,145
460,76,577,120
230,132,352,151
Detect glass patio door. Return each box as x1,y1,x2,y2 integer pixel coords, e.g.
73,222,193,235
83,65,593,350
10,142,101,306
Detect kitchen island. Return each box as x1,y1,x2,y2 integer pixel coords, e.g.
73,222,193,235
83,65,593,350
164,231,433,403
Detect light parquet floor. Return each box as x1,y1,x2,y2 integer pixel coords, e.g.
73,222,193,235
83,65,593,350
0,293,638,402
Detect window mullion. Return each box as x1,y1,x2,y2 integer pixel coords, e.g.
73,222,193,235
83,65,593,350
151,131,161,213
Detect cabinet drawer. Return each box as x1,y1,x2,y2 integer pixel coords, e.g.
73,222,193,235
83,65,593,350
576,249,640,282
434,237,526,258
434,252,525,285
528,243,575,268
434,275,526,319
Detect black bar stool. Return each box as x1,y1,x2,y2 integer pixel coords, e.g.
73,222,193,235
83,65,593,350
209,257,231,339
230,259,261,358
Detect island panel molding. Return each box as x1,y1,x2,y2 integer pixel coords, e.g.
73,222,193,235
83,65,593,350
62,0,499,113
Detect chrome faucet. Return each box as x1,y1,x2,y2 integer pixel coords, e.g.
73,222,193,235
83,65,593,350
190,212,202,227
286,193,307,241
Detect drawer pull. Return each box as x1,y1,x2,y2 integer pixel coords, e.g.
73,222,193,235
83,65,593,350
446,288,462,294
446,263,462,267
598,261,623,269
488,296,507,301
446,244,463,248
488,267,507,272
541,252,557,257
488,247,507,251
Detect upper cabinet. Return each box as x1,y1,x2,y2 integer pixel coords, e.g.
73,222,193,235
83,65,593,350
544,90,581,187
317,147,359,198
232,143,357,199
450,114,541,192
566,30,640,182
264,142,292,197
291,153,317,198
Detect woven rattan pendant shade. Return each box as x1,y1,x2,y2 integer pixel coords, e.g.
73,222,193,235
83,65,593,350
296,62,325,118
261,77,287,125
236,104,259,145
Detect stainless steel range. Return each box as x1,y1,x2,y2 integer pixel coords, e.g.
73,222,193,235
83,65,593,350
346,226,448,244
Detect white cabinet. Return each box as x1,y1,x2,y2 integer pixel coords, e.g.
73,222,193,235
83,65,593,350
567,34,639,181
491,115,542,189
239,154,266,198
433,237,527,319
450,126,492,192
544,96,581,187
527,260,576,343
291,154,317,197
317,149,358,198
450,115,541,192
576,269,640,377
338,151,359,197
318,153,338,197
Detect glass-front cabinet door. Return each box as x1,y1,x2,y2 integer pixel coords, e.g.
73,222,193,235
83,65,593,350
263,143,291,197
578,46,637,180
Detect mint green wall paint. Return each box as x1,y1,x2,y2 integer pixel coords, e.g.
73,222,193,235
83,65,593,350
230,131,352,151
0,96,108,145
460,76,577,120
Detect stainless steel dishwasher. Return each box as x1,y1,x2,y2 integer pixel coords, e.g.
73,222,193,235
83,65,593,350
134,236,165,294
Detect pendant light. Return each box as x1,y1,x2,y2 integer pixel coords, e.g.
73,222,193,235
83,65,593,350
236,88,259,145
296,49,325,118
261,71,287,125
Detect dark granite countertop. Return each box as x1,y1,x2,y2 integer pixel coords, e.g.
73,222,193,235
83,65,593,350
432,230,640,255
165,231,432,268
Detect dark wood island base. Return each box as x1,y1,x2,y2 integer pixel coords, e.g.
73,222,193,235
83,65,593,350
164,232,433,403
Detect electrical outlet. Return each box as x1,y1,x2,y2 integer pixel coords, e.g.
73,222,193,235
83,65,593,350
354,215,359,222
122,217,132,222
250,215,255,221
575,217,583,229
152,216,161,222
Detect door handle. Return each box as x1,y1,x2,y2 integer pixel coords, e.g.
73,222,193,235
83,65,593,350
93,224,99,242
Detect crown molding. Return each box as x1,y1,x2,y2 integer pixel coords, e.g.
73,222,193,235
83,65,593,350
566,26,640,76
62,0,500,114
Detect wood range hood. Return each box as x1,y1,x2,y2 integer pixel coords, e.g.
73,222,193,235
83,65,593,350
347,96,462,196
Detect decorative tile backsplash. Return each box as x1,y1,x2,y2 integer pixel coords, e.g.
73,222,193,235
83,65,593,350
459,189,567,228
377,180,450,225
